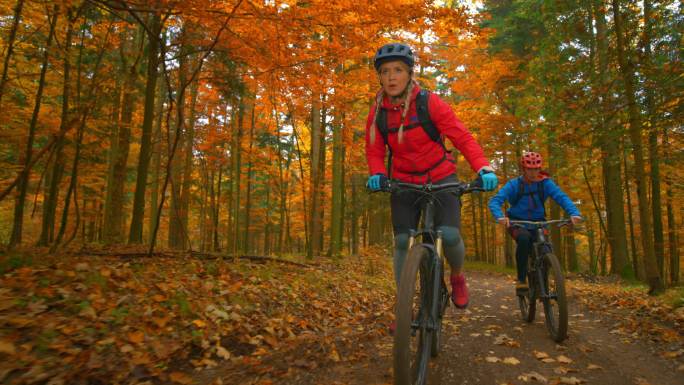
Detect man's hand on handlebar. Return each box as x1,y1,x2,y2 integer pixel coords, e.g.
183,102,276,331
497,217,509,228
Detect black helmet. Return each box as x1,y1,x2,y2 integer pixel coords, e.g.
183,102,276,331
373,43,414,71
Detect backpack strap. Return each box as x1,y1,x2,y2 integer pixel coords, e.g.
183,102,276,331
415,90,448,153
376,107,392,178
376,90,449,177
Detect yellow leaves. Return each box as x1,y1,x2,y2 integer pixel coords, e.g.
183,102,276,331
128,331,145,344
0,340,16,355
192,319,207,328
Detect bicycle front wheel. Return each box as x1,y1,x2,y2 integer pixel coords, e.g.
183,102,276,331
541,253,568,342
394,245,433,385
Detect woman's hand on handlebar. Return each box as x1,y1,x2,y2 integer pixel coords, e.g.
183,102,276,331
570,216,583,226
497,217,510,228
366,173,388,192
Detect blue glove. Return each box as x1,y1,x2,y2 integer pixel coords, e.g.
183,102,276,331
478,170,498,191
366,173,387,191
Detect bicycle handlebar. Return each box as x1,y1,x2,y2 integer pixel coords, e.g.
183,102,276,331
383,179,484,195
509,219,573,228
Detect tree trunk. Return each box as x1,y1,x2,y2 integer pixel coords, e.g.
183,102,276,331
593,0,630,277
612,0,663,293
38,10,74,246
129,12,162,244
148,75,165,244
0,0,25,108
9,6,57,248
329,114,345,258
663,129,679,284
642,0,665,280
623,145,640,278
169,38,189,249
243,105,255,254
178,60,200,250
308,93,322,259
231,99,245,255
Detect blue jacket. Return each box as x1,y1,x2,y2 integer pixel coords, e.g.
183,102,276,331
488,176,580,222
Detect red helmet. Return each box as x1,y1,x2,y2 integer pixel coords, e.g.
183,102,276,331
521,152,543,168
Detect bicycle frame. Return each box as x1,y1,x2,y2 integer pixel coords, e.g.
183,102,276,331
511,219,569,302
393,181,482,335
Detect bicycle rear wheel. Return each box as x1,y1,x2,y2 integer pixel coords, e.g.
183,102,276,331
394,245,433,385
541,253,568,342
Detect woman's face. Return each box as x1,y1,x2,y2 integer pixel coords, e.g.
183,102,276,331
378,60,411,99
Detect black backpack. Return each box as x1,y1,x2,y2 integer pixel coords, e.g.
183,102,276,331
376,90,449,176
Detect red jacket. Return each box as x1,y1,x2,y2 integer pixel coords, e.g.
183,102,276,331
365,85,490,184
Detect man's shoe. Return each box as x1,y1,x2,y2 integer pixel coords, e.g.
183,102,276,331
450,273,469,309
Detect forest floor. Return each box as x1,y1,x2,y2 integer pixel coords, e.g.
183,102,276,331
0,247,682,385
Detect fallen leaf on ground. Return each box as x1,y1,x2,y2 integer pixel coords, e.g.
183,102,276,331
557,355,573,364
503,357,520,365
485,356,501,363
518,371,548,383
559,376,584,384
169,371,193,384
534,351,550,359
128,331,145,344
587,364,602,370
0,340,16,355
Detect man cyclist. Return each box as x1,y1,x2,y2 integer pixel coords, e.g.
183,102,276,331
364,43,498,332
488,152,582,291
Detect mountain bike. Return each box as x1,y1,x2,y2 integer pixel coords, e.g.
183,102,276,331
510,219,571,342
383,180,483,385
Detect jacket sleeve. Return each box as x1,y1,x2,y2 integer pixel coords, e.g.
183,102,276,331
544,179,581,217
428,93,490,173
488,179,516,219
365,104,388,176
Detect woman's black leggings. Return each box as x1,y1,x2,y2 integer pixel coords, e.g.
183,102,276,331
390,175,464,286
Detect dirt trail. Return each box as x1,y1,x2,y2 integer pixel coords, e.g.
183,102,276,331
281,271,683,385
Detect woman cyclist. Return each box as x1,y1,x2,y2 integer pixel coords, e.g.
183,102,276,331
364,42,498,331
487,152,582,291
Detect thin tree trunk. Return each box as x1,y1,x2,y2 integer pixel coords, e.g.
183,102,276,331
243,105,255,254
231,99,245,255
38,10,75,246
148,76,165,244
663,129,679,284
329,113,345,258
642,0,665,280
308,93,322,259
623,144,640,278
0,0,25,108
9,6,57,248
612,0,664,293
129,12,162,244
593,0,630,276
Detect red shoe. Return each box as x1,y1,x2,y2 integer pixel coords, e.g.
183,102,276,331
450,273,469,309
389,321,396,335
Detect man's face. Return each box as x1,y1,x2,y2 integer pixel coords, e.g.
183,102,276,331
523,167,541,180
